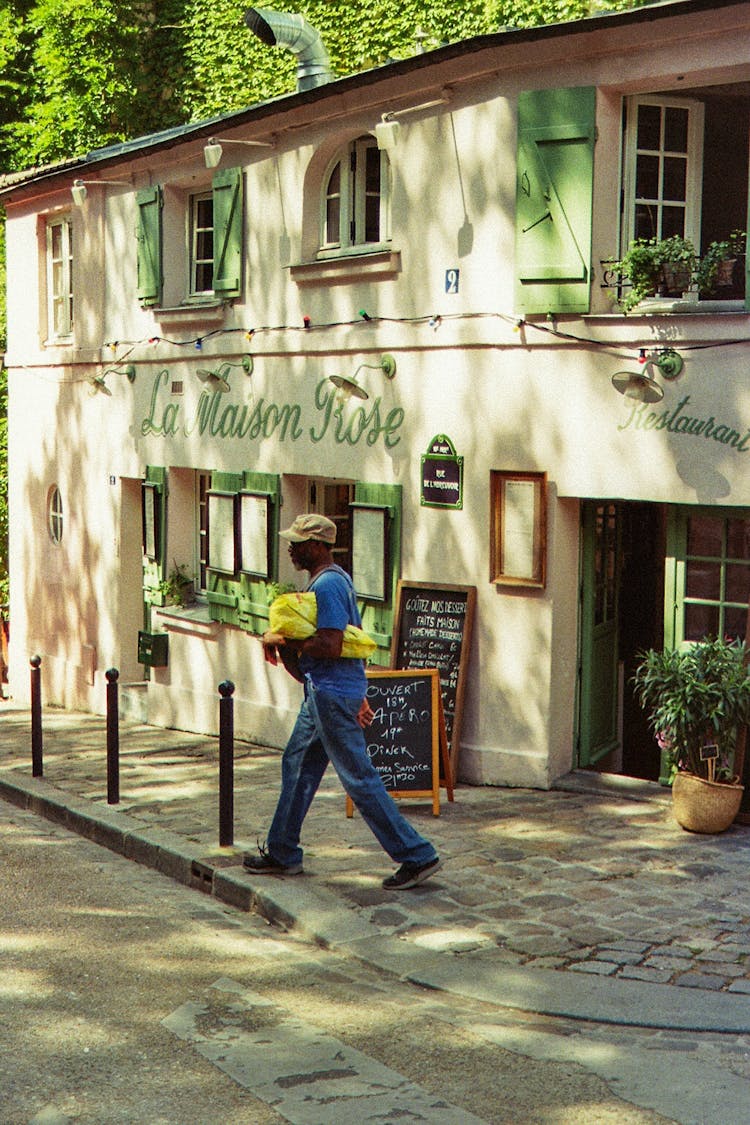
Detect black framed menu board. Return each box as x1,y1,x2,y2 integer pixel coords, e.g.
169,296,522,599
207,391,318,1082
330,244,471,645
391,580,476,778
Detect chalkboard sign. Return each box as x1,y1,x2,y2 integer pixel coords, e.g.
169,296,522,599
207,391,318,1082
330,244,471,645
391,581,476,779
346,669,445,816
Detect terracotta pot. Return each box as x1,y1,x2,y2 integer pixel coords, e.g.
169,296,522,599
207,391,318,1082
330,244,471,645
671,771,744,834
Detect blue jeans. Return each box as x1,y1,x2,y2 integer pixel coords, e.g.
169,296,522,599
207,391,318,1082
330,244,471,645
267,682,438,869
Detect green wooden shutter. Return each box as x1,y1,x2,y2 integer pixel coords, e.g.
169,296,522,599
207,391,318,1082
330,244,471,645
514,87,596,314
238,471,281,634
136,186,163,307
212,167,243,299
353,482,402,666
206,470,243,624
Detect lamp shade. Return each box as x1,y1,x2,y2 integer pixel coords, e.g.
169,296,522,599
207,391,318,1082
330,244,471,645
329,374,369,401
204,140,223,168
611,369,664,403
71,181,88,206
375,119,400,152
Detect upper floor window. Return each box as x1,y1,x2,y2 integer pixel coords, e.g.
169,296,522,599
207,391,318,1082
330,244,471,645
46,216,73,340
622,96,704,246
620,91,749,303
321,136,390,253
190,192,214,297
137,167,243,308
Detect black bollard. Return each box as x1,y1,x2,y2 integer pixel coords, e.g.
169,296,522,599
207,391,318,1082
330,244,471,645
106,668,120,805
218,680,235,846
30,655,43,777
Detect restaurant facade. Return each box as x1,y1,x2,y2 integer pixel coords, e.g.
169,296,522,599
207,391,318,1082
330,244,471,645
4,0,750,789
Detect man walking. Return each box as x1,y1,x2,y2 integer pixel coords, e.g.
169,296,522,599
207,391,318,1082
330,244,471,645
243,513,441,890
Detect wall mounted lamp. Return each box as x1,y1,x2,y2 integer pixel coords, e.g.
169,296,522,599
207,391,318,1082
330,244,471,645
71,179,131,206
611,348,683,404
329,354,396,402
195,356,253,392
203,137,273,168
375,93,451,152
88,365,136,395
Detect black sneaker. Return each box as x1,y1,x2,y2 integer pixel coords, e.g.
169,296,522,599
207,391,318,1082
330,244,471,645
382,856,442,890
242,843,303,876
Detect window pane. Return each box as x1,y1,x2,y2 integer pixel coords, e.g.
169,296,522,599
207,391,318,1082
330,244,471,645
194,262,213,292
326,196,340,244
365,146,380,192
195,230,213,259
724,606,747,642
364,193,380,242
685,602,719,641
687,515,723,556
663,156,687,201
663,107,688,152
686,561,720,600
635,154,660,199
634,203,657,240
637,103,662,150
726,562,750,604
660,206,685,238
727,519,750,557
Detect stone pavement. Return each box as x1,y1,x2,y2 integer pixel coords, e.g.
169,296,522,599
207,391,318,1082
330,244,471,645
4,700,750,1033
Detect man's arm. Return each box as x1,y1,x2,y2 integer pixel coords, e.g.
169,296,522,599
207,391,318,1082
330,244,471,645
261,627,344,683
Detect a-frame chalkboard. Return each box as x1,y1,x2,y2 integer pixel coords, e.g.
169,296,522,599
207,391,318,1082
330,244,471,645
391,580,476,780
346,669,452,816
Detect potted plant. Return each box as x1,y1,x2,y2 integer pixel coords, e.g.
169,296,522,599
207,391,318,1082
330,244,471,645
632,636,750,833
696,229,746,297
612,235,697,312
157,561,195,607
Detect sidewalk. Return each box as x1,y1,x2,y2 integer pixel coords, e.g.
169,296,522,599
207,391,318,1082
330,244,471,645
4,699,750,1033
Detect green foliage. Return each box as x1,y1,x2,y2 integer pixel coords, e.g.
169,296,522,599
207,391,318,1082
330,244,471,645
632,638,750,781
611,235,697,312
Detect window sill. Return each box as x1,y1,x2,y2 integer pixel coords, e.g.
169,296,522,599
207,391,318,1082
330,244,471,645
289,249,401,286
153,602,219,638
587,298,747,319
150,302,228,327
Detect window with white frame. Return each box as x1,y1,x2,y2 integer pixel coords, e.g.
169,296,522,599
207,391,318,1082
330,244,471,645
46,216,73,340
189,192,214,297
321,136,390,253
620,91,750,301
622,96,704,246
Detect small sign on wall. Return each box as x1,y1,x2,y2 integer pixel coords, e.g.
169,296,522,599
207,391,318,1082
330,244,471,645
421,434,463,509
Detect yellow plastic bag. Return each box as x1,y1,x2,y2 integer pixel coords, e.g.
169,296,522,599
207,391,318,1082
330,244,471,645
269,592,376,659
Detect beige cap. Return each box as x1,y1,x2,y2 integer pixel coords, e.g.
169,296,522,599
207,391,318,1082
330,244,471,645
279,513,337,544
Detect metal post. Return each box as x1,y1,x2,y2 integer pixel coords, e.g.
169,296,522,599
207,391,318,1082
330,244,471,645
30,655,43,777
218,680,235,846
106,668,120,805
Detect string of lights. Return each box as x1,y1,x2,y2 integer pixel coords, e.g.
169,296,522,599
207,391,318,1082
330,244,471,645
15,306,750,385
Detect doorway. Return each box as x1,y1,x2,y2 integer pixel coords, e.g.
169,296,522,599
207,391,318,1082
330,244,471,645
577,500,665,781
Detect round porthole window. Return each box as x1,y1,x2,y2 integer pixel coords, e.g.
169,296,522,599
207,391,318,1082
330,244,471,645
47,486,63,544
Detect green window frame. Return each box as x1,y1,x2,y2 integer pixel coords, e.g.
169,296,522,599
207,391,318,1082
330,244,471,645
514,86,596,315
665,507,750,647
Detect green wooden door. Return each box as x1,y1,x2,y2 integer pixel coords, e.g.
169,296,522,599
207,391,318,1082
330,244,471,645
578,501,621,766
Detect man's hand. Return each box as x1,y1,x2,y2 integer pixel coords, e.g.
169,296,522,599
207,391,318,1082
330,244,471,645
356,699,375,728
261,630,286,666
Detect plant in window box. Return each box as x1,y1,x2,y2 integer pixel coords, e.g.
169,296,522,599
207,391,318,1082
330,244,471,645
157,562,196,607
265,581,298,605
612,235,697,312
696,230,746,298
632,637,750,833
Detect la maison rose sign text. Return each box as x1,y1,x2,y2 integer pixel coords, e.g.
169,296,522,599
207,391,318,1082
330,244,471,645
140,370,405,449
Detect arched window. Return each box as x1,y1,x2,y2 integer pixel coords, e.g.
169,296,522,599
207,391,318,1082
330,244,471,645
47,486,63,544
321,136,391,252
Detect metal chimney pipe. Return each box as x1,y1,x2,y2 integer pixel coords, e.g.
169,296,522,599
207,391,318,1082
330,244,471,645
244,8,332,91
